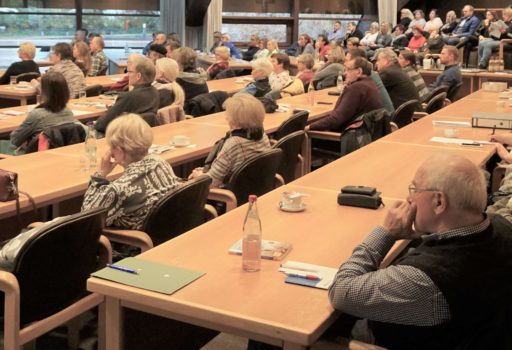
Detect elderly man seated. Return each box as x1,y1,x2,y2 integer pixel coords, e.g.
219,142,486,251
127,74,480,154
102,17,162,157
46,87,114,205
329,154,512,349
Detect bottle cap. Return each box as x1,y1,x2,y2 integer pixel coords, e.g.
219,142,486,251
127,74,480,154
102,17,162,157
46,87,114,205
248,194,257,202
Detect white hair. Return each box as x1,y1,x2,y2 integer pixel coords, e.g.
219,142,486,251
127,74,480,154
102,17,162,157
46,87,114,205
251,57,273,76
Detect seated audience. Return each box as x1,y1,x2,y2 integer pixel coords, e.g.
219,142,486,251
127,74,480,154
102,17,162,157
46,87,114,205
444,5,479,45
305,56,381,132
82,114,181,229
72,41,91,77
174,47,209,101
269,53,293,91
207,46,230,80
487,133,512,222
266,39,279,57
210,31,222,54
2,72,75,155
346,37,360,50
406,9,426,35
147,44,167,63
440,11,458,38
360,22,380,48
312,46,345,90
376,48,419,109
166,32,180,45
391,24,409,51
154,57,185,108
108,53,145,92
429,46,462,92
95,58,159,134
237,58,272,97
460,10,496,67
295,53,315,88
286,34,315,57
328,20,344,44
348,48,394,112
0,42,40,85
73,28,89,46
253,38,269,60
315,34,329,61
343,22,364,48
329,153,512,349
35,42,85,98
367,22,393,59
478,7,512,69
422,28,444,59
188,94,271,188
407,25,427,53
399,8,414,30
424,9,443,32
142,31,166,56
88,36,107,76
242,34,260,61
398,50,430,102
221,33,241,59
165,40,180,58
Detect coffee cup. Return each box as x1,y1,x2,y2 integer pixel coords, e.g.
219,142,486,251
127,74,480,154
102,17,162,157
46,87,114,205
172,135,190,146
423,59,432,70
280,192,304,209
444,128,458,138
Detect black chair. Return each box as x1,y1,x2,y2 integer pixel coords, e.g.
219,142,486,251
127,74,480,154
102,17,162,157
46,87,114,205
272,130,306,183
104,176,216,249
273,109,309,140
185,91,229,117
15,72,40,83
139,111,157,127
391,99,419,129
447,82,463,102
425,92,447,114
209,148,283,211
0,208,110,349
214,69,236,80
85,84,103,97
25,123,86,153
423,85,449,104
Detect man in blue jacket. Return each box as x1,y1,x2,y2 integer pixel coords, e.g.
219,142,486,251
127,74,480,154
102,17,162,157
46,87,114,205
444,5,480,45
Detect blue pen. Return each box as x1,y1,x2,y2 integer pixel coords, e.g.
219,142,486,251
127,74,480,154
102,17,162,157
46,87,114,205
107,264,139,275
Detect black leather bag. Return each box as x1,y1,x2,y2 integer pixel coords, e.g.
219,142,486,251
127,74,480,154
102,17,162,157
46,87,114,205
337,185,383,209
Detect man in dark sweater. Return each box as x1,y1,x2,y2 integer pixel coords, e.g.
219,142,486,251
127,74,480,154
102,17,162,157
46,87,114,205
430,45,462,96
376,48,419,109
306,56,381,132
329,154,512,349
0,42,40,85
95,57,159,134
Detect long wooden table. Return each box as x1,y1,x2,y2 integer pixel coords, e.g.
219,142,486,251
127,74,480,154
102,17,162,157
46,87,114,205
86,88,501,349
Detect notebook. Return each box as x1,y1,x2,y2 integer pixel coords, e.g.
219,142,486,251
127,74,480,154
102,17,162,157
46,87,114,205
279,260,338,290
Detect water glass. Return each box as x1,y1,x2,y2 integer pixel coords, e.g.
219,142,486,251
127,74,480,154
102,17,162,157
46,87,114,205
79,90,87,99
79,155,89,173
9,76,16,85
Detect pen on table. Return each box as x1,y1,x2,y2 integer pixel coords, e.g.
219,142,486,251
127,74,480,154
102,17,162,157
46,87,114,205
285,272,322,280
461,142,482,147
316,101,333,105
492,126,496,135
107,264,139,275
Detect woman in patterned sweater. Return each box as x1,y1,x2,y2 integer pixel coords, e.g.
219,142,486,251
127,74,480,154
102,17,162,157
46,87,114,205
81,114,181,229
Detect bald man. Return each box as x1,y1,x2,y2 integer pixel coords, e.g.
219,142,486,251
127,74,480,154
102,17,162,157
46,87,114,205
329,154,512,349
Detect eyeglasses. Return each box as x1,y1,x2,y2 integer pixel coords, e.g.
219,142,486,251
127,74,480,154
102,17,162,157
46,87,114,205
408,184,438,195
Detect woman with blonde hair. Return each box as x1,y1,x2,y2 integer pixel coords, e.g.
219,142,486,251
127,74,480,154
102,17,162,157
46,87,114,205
440,11,458,37
253,38,269,59
188,93,271,188
73,41,91,76
0,42,40,84
312,46,345,89
266,39,279,57
206,46,230,80
82,113,181,229
154,57,185,108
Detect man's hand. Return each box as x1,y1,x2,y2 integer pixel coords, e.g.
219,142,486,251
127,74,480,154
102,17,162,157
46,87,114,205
490,132,512,145
383,200,419,240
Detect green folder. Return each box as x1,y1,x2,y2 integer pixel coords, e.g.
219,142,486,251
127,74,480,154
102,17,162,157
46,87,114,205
91,257,205,295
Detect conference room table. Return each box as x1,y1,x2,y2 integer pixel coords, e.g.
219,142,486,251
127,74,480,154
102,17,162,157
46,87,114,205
86,88,502,349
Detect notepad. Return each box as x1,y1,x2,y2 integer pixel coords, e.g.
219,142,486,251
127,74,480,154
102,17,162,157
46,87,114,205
279,260,338,290
228,239,292,260
91,257,205,295
432,120,471,128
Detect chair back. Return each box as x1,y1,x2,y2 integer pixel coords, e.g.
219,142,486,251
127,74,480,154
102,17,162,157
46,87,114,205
391,99,418,128
214,69,236,80
25,123,86,153
272,130,305,183
447,82,463,102
140,112,157,127
15,72,40,83
12,208,106,324
186,91,229,117
273,110,309,140
141,176,212,246
425,92,447,114
424,85,448,104
227,148,283,206
156,105,185,125
85,84,103,97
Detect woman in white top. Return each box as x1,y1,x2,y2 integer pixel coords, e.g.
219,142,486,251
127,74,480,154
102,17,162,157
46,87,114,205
424,9,444,33
252,38,269,60
406,9,427,34
360,22,380,47
268,52,292,91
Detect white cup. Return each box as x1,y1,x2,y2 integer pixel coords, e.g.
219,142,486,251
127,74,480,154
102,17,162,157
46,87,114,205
444,128,458,138
280,192,303,209
423,60,432,70
172,135,190,146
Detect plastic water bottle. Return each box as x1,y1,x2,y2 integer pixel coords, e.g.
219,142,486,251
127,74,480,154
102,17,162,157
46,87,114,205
336,71,344,92
85,123,97,170
242,195,262,272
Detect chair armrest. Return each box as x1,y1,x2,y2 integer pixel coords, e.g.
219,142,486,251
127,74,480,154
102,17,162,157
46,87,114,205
269,138,278,146
0,270,20,349
307,130,341,142
412,112,428,121
27,222,45,229
275,174,285,187
185,114,194,120
102,228,154,252
491,162,509,193
390,122,399,133
203,204,218,222
208,188,237,212
499,39,512,59
98,235,112,266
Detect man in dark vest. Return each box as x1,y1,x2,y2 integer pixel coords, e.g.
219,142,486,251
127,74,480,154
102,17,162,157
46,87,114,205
329,154,512,350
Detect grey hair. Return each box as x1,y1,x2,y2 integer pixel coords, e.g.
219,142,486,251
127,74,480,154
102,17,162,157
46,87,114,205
251,57,273,76
378,48,398,62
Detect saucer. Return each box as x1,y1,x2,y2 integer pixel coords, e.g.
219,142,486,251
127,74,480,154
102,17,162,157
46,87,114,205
278,202,306,212
172,141,191,147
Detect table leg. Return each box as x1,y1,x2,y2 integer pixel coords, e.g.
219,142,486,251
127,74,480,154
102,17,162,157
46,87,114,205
20,98,27,106
105,296,123,350
304,133,311,174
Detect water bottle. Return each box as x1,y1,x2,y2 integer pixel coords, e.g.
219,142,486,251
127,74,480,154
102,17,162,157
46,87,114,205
336,71,344,92
499,59,504,72
242,195,262,272
124,42,129,54
85,122,97,170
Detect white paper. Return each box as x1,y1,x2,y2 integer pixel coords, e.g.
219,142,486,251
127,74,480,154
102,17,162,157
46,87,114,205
279,260,338,289
2,110,24,116
430,136,494,145
432,120,471,128
149,144,175,154
71,109,90,116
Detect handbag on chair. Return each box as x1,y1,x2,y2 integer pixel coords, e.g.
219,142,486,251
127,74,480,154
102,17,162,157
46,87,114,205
0,169,37,231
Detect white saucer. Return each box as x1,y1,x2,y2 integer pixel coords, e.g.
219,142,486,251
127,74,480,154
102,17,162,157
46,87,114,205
172,142,191,147
278,202,306,212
